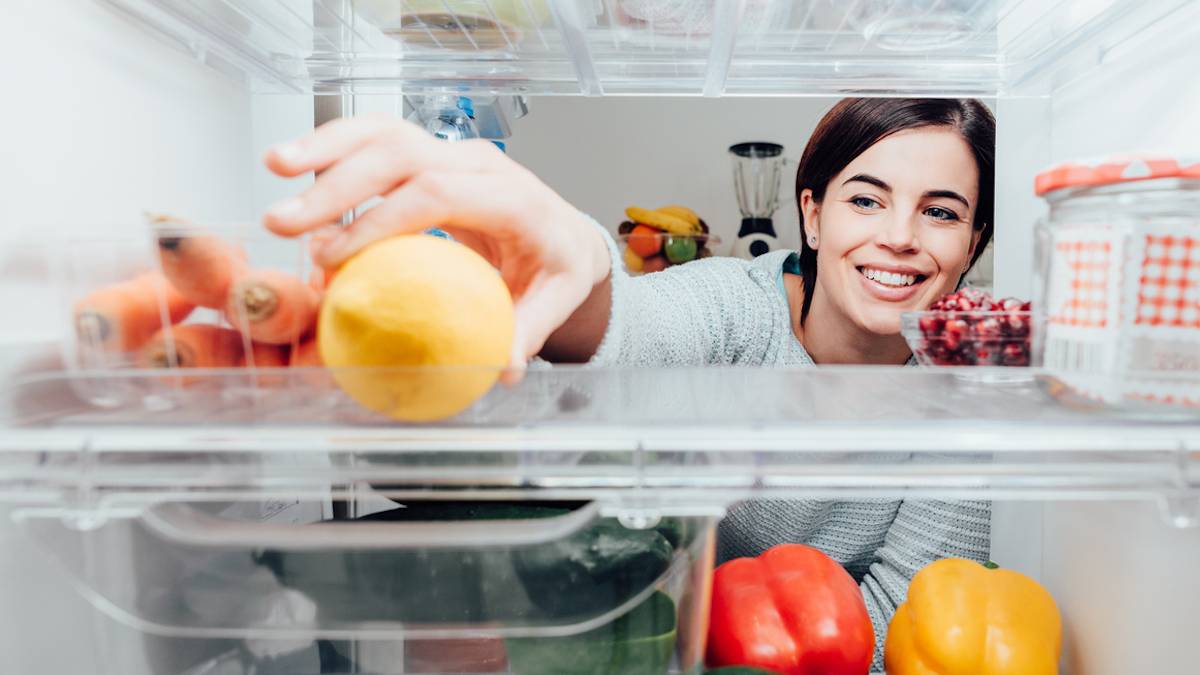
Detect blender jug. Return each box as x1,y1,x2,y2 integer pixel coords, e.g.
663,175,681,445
730,142,785,259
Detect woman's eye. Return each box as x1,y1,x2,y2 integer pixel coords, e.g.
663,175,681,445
925,206,959,221
850,196,880,209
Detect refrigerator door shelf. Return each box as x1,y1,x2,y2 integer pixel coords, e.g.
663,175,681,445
96,0,1199,96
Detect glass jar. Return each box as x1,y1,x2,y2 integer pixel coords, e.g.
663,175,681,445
1034,156,1200,410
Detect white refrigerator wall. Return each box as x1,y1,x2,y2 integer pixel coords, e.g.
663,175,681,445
0,1,254,673
989,16,1200,675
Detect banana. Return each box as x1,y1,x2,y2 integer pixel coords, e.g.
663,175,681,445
656,205,701,228
625,206,696,236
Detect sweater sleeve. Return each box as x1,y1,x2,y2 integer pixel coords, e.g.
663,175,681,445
588,225,779,367
859,498,992,670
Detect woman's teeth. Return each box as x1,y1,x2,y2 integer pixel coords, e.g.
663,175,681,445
860,267,919,287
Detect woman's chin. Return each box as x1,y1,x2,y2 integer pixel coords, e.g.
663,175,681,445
856,307,905,337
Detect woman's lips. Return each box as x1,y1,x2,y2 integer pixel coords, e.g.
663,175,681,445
856,266,926,302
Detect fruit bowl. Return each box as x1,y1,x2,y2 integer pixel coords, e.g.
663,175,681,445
618,230,720,275
901,288,1033,374
901,310,1032,367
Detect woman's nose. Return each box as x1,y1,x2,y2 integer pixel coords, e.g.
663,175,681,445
877,212,920,253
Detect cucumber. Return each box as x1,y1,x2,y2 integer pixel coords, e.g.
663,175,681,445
506,591,677,675
514,518,674,618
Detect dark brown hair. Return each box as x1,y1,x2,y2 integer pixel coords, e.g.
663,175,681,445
796,98,996,321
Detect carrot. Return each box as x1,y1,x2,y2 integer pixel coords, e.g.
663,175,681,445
137,324,244,370
224,268,321,345
240,342,289,368
288,335,323,367
156,229,248,309
74,272,195,353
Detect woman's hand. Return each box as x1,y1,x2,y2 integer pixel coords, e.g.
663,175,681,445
262,113,612,374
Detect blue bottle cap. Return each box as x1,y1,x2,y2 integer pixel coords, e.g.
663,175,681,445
456,96,475,118
491,141,506,153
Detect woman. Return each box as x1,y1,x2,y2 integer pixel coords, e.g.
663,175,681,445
263,98,995,668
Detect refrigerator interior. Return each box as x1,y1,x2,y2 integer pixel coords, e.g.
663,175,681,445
2,1,1199,674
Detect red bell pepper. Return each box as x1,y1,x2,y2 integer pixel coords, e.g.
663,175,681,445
706,543,874,675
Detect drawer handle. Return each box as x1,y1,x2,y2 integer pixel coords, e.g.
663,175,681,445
138,501,604,549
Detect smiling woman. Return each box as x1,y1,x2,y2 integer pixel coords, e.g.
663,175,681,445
263,97,997,670
793,98,995,364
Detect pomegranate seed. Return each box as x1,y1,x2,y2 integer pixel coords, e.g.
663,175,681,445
1001,297,1024,312
943,319,968,350
919,315,945,335
972,317,1003,339
1005,314,1030,337
1002,343,1028,366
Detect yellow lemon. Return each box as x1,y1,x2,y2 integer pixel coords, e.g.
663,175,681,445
318,235,514,422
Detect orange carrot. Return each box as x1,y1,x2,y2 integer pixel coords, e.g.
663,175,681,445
288,335,323,367
74,272,195,353
224,268,321,345
137,324,244,370
156,230,248,309
240,342,289,368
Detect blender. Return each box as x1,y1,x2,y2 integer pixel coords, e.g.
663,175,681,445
729,142,786,259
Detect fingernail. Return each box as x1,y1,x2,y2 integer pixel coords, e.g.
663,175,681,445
271,142,303,163
266,197,304,220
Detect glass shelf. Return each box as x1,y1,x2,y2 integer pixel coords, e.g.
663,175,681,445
98,0,1197,95
3,366,1197,520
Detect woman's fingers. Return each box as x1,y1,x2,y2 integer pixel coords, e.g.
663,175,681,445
265,141,436,236
311,171,529,268
263,113,413,177
264,128,508,237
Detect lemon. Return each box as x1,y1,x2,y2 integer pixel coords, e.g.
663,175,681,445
318,235,514,422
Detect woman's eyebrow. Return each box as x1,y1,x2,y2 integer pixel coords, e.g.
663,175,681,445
924,189,970,208
843,174,890,191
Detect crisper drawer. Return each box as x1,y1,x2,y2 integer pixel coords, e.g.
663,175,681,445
13,497,716,675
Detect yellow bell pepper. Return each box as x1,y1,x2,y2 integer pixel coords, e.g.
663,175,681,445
885,559,1062,675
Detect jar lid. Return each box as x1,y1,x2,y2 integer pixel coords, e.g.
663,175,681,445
1035,155,1200,196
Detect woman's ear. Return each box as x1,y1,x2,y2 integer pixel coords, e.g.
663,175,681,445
800,188,820,247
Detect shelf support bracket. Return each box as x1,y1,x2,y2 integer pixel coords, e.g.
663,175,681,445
548,0,602,95
703,0,746,97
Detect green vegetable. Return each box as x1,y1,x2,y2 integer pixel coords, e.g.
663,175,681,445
257,501,680,625
514,518,674,618
664,235,699,263
507,591,677,675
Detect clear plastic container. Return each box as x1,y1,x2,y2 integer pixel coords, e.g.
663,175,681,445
54,219,321,409
1034,157,1200,411
16,493,716,674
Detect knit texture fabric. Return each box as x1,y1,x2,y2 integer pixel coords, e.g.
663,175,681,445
588,227,991,670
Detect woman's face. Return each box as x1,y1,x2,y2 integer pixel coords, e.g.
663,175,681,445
801,126,981,336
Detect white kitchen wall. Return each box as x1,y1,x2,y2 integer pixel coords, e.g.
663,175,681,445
507,96,834,256
989,11,1200,675
0,1,254,673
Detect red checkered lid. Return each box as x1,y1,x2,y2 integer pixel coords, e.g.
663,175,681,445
1035,155,1200,196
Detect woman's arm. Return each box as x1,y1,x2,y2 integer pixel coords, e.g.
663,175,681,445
859,498,991,670
542,226,780,367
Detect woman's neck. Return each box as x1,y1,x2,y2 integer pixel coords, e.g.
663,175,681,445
784,274,911,365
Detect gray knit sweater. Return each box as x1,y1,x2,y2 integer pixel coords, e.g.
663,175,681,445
587,230,991,669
